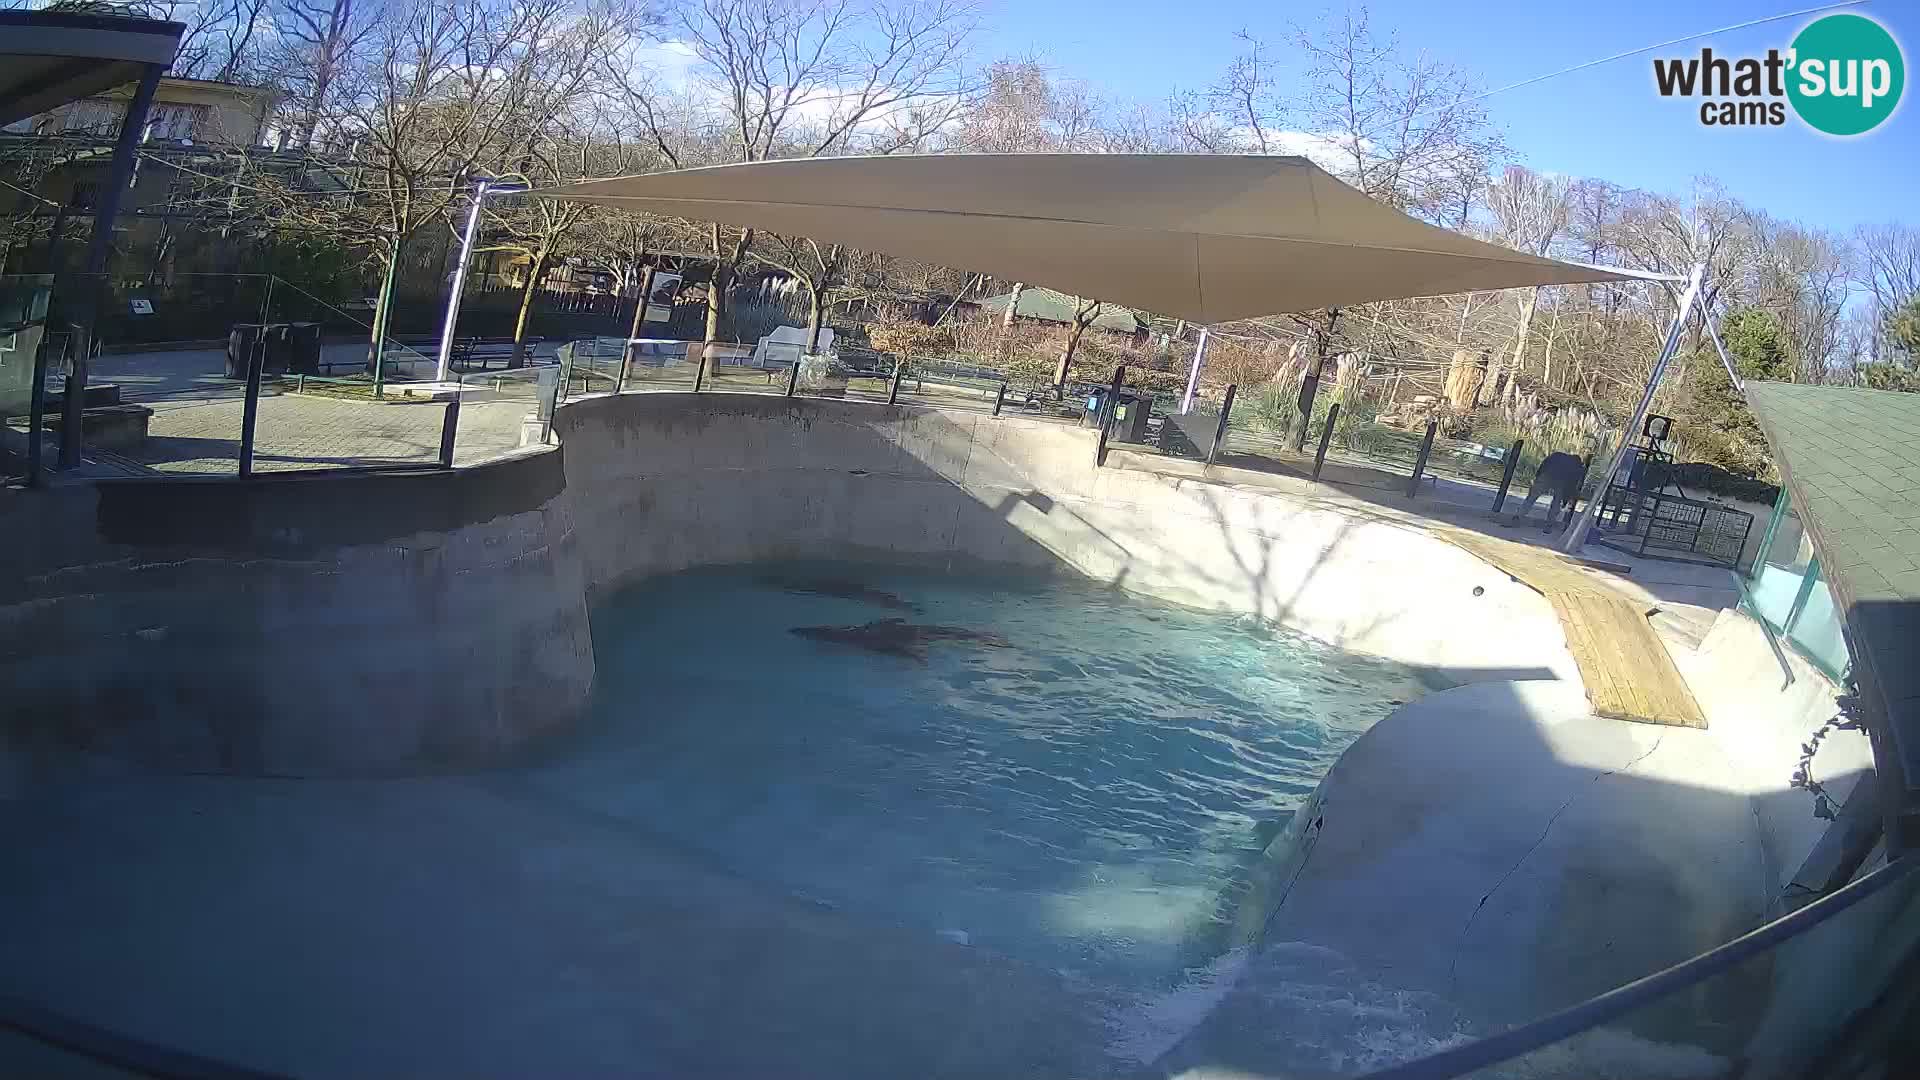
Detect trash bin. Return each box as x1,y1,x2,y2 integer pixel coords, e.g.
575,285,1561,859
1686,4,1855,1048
285,322,322,375
226,324,264,379
259,323,293,376
1081,386,1151,443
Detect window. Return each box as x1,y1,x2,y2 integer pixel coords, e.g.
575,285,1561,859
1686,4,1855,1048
59,99,126,138
145,104,209,143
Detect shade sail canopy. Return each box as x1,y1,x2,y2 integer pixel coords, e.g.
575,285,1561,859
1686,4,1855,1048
538,154,1635,324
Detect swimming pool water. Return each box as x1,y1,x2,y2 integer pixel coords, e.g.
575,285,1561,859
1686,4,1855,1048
538,564,1428,994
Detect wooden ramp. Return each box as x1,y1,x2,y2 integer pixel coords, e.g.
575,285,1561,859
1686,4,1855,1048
1442,529,1707,729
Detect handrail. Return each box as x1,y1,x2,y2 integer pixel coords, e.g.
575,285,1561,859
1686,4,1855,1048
1357,855,1920,1080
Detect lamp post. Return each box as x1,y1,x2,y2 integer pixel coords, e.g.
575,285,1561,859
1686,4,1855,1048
435,179,527,384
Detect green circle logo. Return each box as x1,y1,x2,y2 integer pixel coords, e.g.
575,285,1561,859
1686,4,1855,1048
1787,14,1904,136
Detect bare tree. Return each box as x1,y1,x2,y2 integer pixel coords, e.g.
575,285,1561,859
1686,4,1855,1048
1485,165,1571,402
1291,8,1505,218
616,0,979,348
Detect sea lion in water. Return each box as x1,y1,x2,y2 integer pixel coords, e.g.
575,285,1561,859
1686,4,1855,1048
790,618,1010,660
759,576,918,611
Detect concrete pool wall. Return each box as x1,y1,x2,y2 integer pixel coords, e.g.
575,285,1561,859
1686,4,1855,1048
1,449,590,781
555,392,1580,687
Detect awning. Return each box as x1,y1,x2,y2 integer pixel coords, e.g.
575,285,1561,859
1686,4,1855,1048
537,154,1635,324
0,10,184,129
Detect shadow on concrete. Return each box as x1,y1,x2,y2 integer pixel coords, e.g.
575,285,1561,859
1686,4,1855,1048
1152,678,1898,1080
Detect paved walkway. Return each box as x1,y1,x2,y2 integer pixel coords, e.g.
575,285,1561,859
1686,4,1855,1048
82,346,534,474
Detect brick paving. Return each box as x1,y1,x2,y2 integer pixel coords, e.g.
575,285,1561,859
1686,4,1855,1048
85,346,534,474
123,392,532,474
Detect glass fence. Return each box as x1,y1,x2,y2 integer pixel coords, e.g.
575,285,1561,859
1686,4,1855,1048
1745,492,1851,681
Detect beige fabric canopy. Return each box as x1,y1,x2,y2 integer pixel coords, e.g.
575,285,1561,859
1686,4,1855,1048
538,154,1632,324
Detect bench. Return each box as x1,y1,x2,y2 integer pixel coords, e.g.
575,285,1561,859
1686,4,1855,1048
452,337,543,372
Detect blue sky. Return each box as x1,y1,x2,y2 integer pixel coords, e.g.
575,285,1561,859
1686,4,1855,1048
979,0,1916,233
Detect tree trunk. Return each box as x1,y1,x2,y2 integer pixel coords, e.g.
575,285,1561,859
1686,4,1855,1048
805,281,827,351
1485,286,1539,406
1444,348,1488,411
365,233,403,371
1002,282,1023,327
703,262,728,345
627,262,655,343
509,250,548,369
1054,320,1087,388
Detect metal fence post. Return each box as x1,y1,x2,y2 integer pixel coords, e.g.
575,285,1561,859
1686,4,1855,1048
1095,365,1126,468
25,332,52,487
238,344,264,477
692,348,707,393
1312,401,1339,481
616,342,633,394
993,381,1008,416
439,393,461,468
786,360,800,397
1208,384,1238,466
1567,455,1594,527
1492,438,1525,513
887,362,904,405
1406,418,1437,498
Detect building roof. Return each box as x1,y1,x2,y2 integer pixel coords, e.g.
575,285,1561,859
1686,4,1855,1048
0,9,184,129
1743,381,1920,840
536,154,1639,324
977,287,1146,334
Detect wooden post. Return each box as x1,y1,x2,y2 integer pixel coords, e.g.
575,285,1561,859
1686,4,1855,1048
692,347,707,393
993,381,1008,416
1095,365,1126,468
1207,384,1238,466
786,360,800,397
1406,418,1438,498
1492,438,1526,513
1312,402,1340,481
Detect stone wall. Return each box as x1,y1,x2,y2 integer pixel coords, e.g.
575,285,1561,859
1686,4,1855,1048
1,449,591,781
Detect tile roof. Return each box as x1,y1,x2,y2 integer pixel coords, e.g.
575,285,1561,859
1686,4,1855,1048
1744,381,1920,838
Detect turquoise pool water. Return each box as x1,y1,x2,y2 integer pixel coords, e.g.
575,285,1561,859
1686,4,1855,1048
542,564,1427,995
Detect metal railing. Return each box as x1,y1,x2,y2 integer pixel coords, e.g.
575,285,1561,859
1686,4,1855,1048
1356,855,1920,1080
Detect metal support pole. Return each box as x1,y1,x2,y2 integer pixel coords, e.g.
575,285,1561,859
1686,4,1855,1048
1208,384,1238,466
26,333,52,487
1180,325,1210,414
434,181,523,383
785,360,800,397
439,394,461,468
62,63,162,469
1563,262,1706,552
691,349,707,393
1312,402,1339,481
1406,418,1437,498
993,381,1007,416
1095,365,1126,468
238,344,264,477
1492,438,1525,513
887,363,903,405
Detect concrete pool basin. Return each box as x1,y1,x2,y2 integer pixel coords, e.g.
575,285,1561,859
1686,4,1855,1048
0,392,1879,1077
